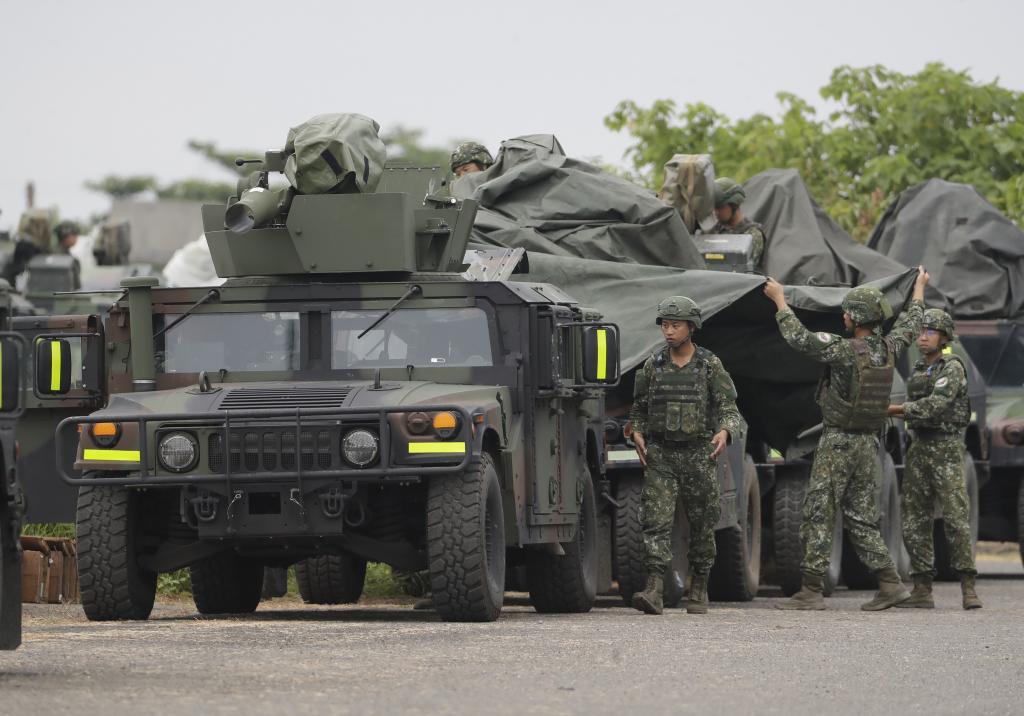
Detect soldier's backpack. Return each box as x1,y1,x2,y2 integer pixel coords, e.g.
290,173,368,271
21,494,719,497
658,154,716,234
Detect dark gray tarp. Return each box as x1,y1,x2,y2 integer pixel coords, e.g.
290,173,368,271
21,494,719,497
458,138,917,449
455,135,705,269
521,256,916,449
744,169,910,286
868,179,1024,319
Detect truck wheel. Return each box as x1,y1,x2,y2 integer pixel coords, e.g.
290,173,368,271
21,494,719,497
77,485,156,621
842,452,906,589
190,552,264,614
295,554,368,604
426,452,505,622
773,469,841,597
935,456,979,581
613,472,687,607
528,472,598,613
709,456,761,601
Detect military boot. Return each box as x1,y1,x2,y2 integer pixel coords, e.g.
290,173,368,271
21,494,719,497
860,567,910,611
686,573,709,614
631,574,664,615
775,572,826,610
960,574,983,610
896,575,934,609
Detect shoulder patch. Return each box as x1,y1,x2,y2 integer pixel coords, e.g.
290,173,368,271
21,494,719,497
817,332,832,343
935,376,949,388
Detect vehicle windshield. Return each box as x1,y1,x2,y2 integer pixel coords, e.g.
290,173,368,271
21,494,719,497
332,308,493,369
158,312,301,373
959,322,1024,387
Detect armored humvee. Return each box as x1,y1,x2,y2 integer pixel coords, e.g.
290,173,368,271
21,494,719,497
30,147,619,623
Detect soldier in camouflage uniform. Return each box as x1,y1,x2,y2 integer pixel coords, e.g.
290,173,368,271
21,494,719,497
888,308,982,610
710,178,768,273
630,297,745,615
450,142,494,178
765,267,929,610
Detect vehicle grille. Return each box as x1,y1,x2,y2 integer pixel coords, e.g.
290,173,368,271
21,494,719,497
218,387,352,411
207,428,339,474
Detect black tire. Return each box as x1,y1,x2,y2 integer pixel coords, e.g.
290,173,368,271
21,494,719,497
77,485,156,621
426,452,506,622
613,472,687,607
528,472,598,613
1018,478,1024,570
773,469,841,597
843,452,905,589
709,456,761,601
935,456,979,581
295,554,367,604
190,552,264,615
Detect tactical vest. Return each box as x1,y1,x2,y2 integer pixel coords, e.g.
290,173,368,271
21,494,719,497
906,355,971,431
733,217,765,237
817,338,894,431
646,347,711,441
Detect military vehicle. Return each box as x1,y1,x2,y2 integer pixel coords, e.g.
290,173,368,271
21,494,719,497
29,118,620,623
0,286,28,649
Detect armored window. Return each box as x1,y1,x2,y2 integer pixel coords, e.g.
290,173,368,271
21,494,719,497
158,312,301,373
331,308,493,369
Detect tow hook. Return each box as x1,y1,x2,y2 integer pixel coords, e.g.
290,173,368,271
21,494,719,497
319,488,346,519
191,493,219,523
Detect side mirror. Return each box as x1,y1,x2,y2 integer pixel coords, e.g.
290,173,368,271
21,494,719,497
35,338,72,396
582,326,619,384
0,337,21,413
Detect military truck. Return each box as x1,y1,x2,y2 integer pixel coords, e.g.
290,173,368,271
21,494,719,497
28,133,620,623
0,287,28,649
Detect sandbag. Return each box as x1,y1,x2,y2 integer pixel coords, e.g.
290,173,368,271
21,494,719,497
283,113,386,195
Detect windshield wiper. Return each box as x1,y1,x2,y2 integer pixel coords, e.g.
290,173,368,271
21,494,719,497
357,285,421,340
152,289,221,341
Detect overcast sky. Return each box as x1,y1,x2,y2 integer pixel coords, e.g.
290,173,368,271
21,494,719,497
2,0,1021,230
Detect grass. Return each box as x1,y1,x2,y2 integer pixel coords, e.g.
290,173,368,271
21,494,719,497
20,523,406,599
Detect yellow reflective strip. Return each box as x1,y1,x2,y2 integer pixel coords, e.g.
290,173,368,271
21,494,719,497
705,253,725,260
408,442,466,454
50,341,61,392
83,449,141,462
596,329,607,380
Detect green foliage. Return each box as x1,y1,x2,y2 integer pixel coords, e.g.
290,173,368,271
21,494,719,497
606,63,1024,239
156,179,237,202
186,140,255,176
157,569,192,595
362,562,403,598
21,523,75,538
84,175,157,198
382,125,463,168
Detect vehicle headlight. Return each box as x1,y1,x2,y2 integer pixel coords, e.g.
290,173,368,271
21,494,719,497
342,429,379,467
1003,422,1024,446
158,432,198,472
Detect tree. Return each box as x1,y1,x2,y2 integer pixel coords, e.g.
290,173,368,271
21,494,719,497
605,63,1024,238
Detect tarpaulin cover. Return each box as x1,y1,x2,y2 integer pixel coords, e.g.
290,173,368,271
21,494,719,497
868,179,1024,319
454,135,705,269
284,113,387,195
743,169,909,286
454,137,917,449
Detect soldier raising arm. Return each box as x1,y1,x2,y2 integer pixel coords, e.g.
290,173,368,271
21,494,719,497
763,267,928,611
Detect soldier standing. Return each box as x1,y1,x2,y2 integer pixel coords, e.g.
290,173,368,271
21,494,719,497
630,297,744,615
710,178,768,273
450,142,494,178
888,309,982,610
765,267,929,610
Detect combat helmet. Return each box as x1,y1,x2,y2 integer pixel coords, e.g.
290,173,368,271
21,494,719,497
450,142,494,172
922,308,956,340
656,296,702,329
842,286,893,327
714,177,745,208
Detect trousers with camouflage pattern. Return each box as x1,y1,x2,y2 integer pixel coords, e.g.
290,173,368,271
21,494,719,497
801,429,894,577
901,434,976,577
641,441,720,576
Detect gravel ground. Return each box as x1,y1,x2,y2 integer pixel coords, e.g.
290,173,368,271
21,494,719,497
1,555,1022,715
